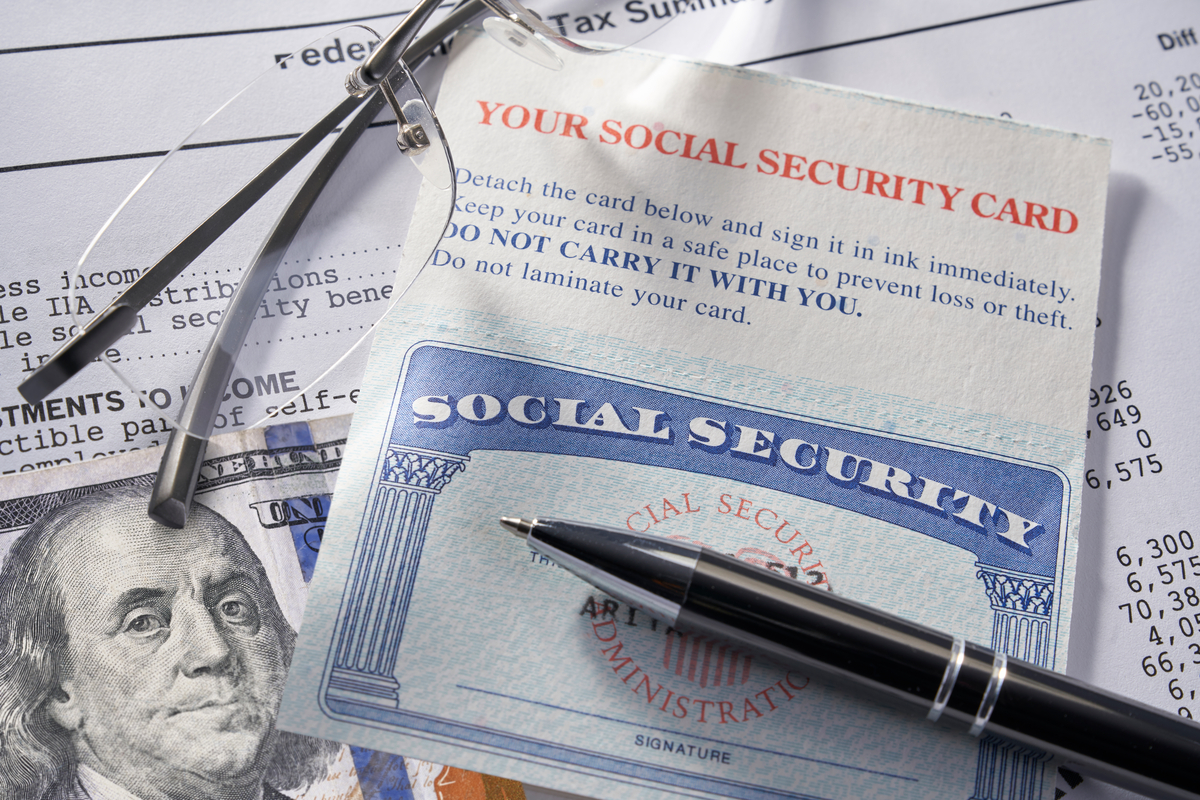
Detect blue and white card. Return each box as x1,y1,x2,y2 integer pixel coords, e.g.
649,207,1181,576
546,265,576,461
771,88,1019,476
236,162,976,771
279,30,1110,800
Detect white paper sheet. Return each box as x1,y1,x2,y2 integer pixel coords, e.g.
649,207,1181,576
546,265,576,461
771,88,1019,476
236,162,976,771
278,30,1110,800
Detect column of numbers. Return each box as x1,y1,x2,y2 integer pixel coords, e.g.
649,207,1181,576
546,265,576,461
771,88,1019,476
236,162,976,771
1114,531,1200,718
1132,73,1200,163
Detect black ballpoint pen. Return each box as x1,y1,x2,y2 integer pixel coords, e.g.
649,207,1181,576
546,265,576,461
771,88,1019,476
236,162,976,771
499,516,1200,800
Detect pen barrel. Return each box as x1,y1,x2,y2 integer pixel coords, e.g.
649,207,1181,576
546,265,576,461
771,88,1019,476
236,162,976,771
679,550,953,707
679,551,1200,800
987,660,1200,799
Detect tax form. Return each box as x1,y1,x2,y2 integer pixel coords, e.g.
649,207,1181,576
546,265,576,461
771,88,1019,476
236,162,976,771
278,29,1109,800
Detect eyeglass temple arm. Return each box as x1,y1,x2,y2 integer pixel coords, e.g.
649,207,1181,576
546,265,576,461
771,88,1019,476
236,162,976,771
147,91,386,528
149,0,484,528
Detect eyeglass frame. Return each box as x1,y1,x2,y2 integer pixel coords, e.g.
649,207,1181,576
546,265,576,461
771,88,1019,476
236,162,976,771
16,0,624,527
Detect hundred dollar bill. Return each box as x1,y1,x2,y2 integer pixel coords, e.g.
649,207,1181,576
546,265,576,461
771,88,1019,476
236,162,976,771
278,29,1110,800
0,417,527,800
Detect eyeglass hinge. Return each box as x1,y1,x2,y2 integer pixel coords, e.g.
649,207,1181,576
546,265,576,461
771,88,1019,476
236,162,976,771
345,66,374,97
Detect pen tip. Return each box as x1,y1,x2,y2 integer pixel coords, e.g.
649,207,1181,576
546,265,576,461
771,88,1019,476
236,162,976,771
499,516,532,539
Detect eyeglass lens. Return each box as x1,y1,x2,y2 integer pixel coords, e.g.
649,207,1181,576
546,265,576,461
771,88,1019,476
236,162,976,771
71,26,454,440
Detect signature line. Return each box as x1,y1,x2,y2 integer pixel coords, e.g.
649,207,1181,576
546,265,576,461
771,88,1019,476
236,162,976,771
455,683,919,783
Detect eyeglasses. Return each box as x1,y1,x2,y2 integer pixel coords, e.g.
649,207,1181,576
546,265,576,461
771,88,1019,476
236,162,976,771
16,0,681,527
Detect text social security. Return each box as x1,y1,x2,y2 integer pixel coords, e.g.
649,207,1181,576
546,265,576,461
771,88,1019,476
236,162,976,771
411,393,1042,553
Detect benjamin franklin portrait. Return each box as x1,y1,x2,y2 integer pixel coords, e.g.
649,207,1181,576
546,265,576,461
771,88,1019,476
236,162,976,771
0,485,338,800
